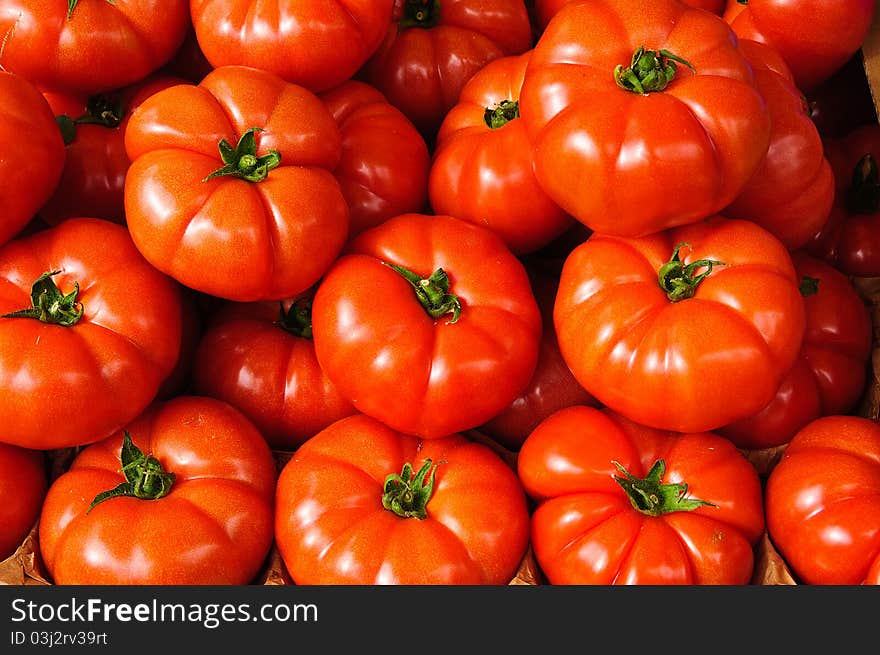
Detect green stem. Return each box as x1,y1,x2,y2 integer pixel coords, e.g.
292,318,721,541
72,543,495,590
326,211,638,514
384,262,462,324
799,275,820,297
275,297,313,339
382,459,441,519
400,0,440,29
68,0,116,20
203,127,281,183
2,271,84,326
615,46,695,95
56,93,125,145
657,242,725,302
87,432,175,513
846,153,880,215
484,100,520,130
612,460,715,517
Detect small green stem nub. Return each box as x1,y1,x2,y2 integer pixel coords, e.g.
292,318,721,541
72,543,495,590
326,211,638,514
203,127,281,183
846,153,880,215
87,432,175,513
275,297,313,339
400,0,440,29
68,0,116,20
615,46,695,95
612,460,715,517
382,459,441,519
484,100,520,130
384,262,462,324
799,275,820,297
56,93,125,144
2,271,84,326
658,242,725,302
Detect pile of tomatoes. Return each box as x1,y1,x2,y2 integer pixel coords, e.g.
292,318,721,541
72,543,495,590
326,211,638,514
2,0,880,586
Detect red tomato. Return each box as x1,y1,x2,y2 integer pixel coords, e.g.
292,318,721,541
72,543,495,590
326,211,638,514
718,252,872,450
765,415,880,584
0,1,190,95
807,53,878,140
123,65,349,302
275,413,530,584
518,406,765,584
161,26,215,84
362,0,533,140
312,213,542,439
520,0,771,237
723,0,875,93
554,217,806,433
429,50,573,255
190,0,393,93
38,396,276,585
0,72,65,247
0,218,183,449
721,40,834,250
320,80,430,239
535,0,725,32
0,444,46,561
193,295,357,451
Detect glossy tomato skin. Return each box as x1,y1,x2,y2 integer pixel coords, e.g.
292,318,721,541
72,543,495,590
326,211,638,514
554,217,806,433
0,1,189,95
0,72,65,247
722,40,833,250
0,444,46,560
191,0,392,93
518,406,765,584
521,0,771,238
39,396,276,585
312,213,542,439
124,65,349,302
765,415,880,585
0,218,184,450
363,0,533,141
193,297,357,451
534,0,724,32
320,80,430,239
718,252,872,450
275,413,530,584
429,50,572,256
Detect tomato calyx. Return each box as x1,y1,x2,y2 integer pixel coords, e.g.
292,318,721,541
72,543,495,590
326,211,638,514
845,154,880,215
203,127,281,183
799,275,820,297
87,431,176,514
275,297,313,339
2,270,84,326
484,100,520,130
55,93,125,145
383,262,462,324
615,47,695,95
67,0,117,20
658,242,726,302
612,460,716,517
400,0,440,30
382,459,441,519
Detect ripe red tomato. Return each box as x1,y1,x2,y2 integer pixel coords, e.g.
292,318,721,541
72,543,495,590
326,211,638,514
123,65,349,302
807,53,878,140
39,396,277,585
429,50,572,255
320,80,430,239
0,72,65,247
0,1,190,95
275,413,530,584
312,213,542,439
554,217,806,433
0,218,183,450
362,0,533,140
518,405,765,584
0,444,46,561
718,252,873,450
520,0,771,237
534,0,724,33
193,295,357,451
765,415,880,585
190,0,393,93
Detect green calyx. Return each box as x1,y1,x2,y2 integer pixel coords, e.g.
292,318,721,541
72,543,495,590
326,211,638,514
2,270,84,326
615,46,695,95
612,460,716,517
400,0,440,30
203,127,281,183
382,459,441,519
275,297,313,339
56,93,125,145
846,153,880,215
799,275,820,297
67,0,116,20
484,100,520,130
87,431,176,513
658,242,725,302
384,262,462,324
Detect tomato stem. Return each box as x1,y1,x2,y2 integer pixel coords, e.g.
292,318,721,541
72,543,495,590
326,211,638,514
2,270,84,326
612,460,715,517
382,459,441,519
658,242,725,302
275,297,313,339
203,127,281,183
56,93,125,145
799,275,820,297
615,47,695,95
400,0,440,30
846,153,880,214
484,100,520,130
67,0,117,20
384,262,462,324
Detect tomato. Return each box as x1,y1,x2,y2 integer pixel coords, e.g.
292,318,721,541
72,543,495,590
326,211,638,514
312,213,542,439
161,26,215,84
193,295,357,451
190,0,393,93
718,252,873,450
554,217,806,433
123,65,349,302
721,40,834,250
518,406,765,584
39,75,187,227
764,415,880,585
429,50,572,256
520,0,771,238
0,218,183,450
807,53,878,140
362,0,533,141
38,396,276,585
534,0,724,32
155,286,203,401
808,124,880,277
275,413,530,584
320,80,430,239
0,444,46,561
723,0,875,93
0,1,190,95
0,72,66,247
